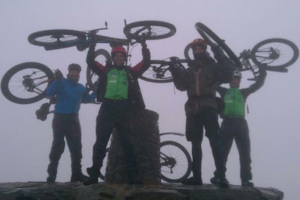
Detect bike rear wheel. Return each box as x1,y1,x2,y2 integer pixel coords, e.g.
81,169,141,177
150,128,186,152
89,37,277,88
251,38,299,69
140,60,173,83
28,29,86,49
160,141,192,183
124,21,176,40
186,22,242,69
86,49,112,92
1,62,54,104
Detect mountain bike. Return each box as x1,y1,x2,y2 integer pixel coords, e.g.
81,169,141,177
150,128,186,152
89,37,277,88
185,22,299,80
1,21,176,104
28,20,176,90
98,132,192,183
142,22,298,83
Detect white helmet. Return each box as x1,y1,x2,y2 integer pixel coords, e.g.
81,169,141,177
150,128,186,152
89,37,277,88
233,70,242,78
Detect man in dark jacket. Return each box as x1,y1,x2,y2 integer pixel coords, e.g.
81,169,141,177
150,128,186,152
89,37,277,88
83,42,150,185
217,68,266,187
170,39,234,187
46,64,95,183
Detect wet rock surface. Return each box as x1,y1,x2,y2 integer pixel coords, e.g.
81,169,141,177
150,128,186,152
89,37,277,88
0,182,284,200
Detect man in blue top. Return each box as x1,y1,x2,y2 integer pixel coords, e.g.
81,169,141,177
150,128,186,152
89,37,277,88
46,63,95,183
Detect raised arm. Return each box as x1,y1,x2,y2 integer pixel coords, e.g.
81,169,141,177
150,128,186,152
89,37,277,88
86,43,106,76
242,67,267,97
130,46,151,77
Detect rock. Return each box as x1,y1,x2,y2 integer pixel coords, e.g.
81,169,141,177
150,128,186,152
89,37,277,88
105,109,161,184
0,182,284,200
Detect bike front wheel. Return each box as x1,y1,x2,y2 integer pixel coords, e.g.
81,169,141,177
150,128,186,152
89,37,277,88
124,21,176,41
160,141,192,183
1,62,54,104
86,49,112,92
188,22,242,69
28,29,86,49
251,38,299,69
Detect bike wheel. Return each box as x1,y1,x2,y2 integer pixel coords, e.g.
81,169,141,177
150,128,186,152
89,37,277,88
1,62,54,104
190,22,242,69
251,38,299,69
86,49,112,92
28,29,86,49
160,141,192,183
140,60,173,83
123,21,176,40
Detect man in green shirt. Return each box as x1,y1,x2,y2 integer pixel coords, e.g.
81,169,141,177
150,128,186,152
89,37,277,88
83,42,150,185
217,68,266,187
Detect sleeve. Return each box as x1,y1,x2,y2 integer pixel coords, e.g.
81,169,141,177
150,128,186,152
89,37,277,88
46,79,61,97
243,67,267,97
81,89,96,104
169,62,189,91
217,85,227,98
215,61,235,84
86,43,105,76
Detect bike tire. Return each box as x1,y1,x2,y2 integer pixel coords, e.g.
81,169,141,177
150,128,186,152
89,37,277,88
86,49,112,91
251,38,299,69
160,141,192,183
1,62,54,104
123,20,176,40
191,22,243,69
28,29,86,49
140,60,173,83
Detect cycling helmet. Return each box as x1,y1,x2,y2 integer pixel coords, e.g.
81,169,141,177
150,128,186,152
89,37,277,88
111,46,127,57
68,63,81,72
190,38,207,50
233,69,242,78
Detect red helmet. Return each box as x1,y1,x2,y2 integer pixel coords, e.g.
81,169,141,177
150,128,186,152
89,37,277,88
190,39,207,50
111,46,127,57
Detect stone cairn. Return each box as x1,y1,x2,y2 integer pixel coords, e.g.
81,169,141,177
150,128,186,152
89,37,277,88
104,109,161,184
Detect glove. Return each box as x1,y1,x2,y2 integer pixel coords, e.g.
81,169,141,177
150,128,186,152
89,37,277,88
36,103,51,121
142,48,151,62
54,69,63,80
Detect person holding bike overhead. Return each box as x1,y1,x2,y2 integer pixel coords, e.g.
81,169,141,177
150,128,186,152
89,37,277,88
46,64,96,183
217,68,266,187
83,38,151,185
169,38,234,187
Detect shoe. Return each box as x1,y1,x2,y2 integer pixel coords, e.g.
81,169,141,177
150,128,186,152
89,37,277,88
181,177,202,186
71,172,88,182
218,177,229,188
83,176,98,186
46,176,55,183
242,180,254,187
210,176,229,188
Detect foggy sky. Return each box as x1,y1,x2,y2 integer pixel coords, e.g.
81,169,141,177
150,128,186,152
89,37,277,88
0,1,299,199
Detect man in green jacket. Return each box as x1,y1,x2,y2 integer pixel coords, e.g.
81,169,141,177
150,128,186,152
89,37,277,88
217,68,266,187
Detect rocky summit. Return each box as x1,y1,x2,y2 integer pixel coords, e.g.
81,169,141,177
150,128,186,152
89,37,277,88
0,182,283,200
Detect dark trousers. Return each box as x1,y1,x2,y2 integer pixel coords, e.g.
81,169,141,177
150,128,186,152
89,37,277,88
186,108,226,179
91,99,138,178
220,117,252,182
47,114,82,178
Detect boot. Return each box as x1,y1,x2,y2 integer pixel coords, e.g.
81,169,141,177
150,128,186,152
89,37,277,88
46,176,56,183
181,177,202,186
242,180,254,187
210,176,229,188
70,172,88,182
83,167,99,186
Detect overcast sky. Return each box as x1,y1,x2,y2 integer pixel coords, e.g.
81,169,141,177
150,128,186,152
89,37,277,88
0,0,299,199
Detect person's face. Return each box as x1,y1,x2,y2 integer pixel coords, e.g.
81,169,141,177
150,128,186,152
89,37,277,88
113,52,126,67
68,69,80,81
192,45,206,56
230,77,241,88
